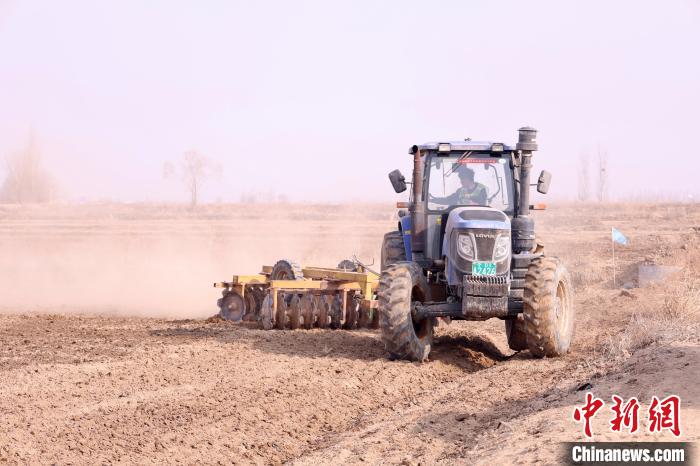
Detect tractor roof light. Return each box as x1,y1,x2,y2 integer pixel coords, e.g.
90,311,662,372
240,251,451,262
438,143,451,153
491,143,504,152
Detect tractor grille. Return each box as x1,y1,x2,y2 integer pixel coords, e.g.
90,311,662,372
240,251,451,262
464,274,509,296
462,273,510,318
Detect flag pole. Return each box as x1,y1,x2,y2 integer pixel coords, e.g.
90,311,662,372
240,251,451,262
612,227,616,288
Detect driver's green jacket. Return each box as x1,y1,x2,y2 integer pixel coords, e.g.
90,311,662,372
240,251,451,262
456,183,487,205
433,183,488,206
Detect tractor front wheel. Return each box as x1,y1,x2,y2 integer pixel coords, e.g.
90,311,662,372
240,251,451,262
523,256,575,357
381,231,407,271
378,262,434,362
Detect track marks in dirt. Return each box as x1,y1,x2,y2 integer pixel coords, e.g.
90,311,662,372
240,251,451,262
1,315,504,464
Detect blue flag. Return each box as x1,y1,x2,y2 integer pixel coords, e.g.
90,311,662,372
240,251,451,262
611,227,628,246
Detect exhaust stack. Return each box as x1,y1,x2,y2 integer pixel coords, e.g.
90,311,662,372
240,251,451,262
516,126,537,217
410,145,426,252
512,127,538,253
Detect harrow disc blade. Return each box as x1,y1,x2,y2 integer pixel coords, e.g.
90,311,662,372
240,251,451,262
343,292,359,330
275,293,289,330
219,291,246,322
300,293,315,329
329,294,343,329
288,294,302,330
260,294,274,330
244,287,262,321
317,296,330,329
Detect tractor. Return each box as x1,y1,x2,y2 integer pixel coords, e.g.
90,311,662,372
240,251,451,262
379,127,574,361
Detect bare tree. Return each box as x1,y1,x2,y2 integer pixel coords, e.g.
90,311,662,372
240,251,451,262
164,150,218,208
577,153,590,202
0,134,55,204
182,150,208,207
597,145,608,202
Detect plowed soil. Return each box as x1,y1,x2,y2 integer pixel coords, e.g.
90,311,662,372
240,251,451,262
1,203,698,464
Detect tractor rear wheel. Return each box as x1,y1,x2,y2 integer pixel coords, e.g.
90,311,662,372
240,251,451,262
378,262,434,362
523,256,575,357
381,231,406,271
505,315,528,351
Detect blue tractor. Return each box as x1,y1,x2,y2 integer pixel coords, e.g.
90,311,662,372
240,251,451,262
378,127,575,361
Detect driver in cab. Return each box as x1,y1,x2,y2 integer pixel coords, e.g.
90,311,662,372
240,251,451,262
430,165,487,206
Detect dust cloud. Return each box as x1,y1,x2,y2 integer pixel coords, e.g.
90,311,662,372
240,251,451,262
0,203,394,318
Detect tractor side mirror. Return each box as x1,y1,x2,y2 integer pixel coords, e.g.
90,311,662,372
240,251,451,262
388,169,407,193
537,170,552,194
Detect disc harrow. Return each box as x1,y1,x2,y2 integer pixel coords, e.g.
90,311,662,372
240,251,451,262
214,259,379,330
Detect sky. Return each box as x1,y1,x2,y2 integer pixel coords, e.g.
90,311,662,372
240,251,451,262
0,0,698,203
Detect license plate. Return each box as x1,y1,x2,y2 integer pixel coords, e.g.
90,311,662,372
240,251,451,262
472,261,497,276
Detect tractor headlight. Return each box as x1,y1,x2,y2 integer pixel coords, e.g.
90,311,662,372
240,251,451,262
457,234,475,260
494,235,511,261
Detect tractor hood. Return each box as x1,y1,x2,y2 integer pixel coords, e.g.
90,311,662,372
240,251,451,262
443,207,511,286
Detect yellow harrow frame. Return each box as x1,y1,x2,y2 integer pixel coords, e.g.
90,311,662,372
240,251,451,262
214,263,379,330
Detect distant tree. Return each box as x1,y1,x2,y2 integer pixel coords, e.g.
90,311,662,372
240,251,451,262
577,153,590,202
597,146,608,202
181,150,208,208
0,134,56,204
163,150,219,208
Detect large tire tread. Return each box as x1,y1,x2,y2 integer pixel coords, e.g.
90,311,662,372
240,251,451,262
378,262,433,362
381,231,407,271
522,256,575,357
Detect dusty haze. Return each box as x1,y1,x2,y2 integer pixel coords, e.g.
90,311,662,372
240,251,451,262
1,1,699,203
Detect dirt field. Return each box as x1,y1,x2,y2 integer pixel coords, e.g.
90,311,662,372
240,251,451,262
1,203,699,464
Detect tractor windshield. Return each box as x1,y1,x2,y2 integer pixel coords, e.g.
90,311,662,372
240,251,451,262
427,154,514,212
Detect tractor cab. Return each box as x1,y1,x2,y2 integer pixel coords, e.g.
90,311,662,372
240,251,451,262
424,144,515,213
419,143,517,269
